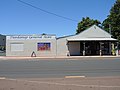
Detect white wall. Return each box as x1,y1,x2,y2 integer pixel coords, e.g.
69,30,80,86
6,38,56,57
56,38,68,56
68,42,80,56
57,37,80,56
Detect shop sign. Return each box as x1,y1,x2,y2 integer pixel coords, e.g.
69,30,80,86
7,35,56,40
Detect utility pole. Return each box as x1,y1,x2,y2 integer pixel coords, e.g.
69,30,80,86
109,24,111,34
109,24,112,55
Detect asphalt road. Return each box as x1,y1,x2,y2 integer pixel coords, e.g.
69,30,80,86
0,57,120,78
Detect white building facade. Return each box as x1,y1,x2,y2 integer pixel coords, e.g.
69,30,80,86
6,25,118,57
6,34,57,57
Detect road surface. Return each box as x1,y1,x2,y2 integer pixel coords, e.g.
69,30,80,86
0,57,120,78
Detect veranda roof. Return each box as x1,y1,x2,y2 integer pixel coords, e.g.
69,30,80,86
67,37,117,41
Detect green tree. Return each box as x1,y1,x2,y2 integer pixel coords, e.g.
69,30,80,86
102,0,120,42
76,17,101,34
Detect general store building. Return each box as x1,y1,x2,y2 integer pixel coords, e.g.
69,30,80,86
6,25,118,57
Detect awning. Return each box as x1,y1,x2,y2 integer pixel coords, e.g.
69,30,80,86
67,38,117,41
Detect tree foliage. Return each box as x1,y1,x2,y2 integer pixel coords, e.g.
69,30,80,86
102,0,120,42
76,17,101,34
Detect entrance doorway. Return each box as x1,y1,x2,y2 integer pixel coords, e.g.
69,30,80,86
85,42,100,55
80,41,111,56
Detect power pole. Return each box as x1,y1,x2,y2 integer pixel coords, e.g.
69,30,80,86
109,24,111,34
109,24,112,55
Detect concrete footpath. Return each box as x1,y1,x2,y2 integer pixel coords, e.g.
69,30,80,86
0,55,120,60
0,77,120,90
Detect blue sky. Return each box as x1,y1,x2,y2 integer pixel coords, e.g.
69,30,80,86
0,0,116,37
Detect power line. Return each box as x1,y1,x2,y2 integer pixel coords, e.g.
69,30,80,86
17,0,78,22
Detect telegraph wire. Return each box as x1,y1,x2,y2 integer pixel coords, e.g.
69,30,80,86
17,0,78,22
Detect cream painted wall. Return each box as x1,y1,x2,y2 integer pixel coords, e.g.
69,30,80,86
6,39,56,57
